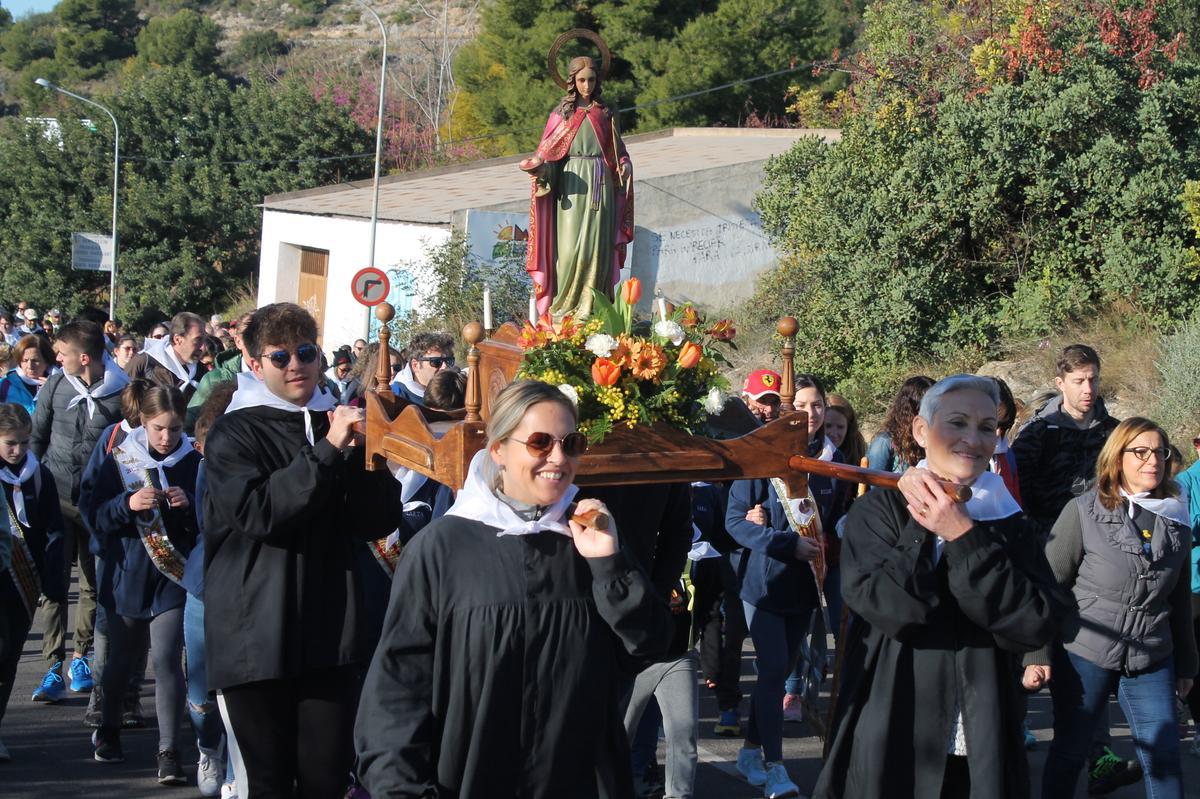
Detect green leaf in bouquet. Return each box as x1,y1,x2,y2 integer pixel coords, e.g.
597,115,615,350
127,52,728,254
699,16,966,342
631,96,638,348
590,288,625,335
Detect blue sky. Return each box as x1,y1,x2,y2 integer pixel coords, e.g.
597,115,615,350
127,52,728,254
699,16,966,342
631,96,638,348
5,0,58,17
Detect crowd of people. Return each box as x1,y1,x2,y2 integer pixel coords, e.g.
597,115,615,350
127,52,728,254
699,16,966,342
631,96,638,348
0,297,1197,799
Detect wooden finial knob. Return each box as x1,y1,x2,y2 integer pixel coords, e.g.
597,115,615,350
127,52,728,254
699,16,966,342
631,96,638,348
375,302,395,324
463,321,484,346
777,316,798,338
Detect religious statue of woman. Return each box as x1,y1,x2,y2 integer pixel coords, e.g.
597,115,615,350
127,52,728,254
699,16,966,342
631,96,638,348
520,34,634,321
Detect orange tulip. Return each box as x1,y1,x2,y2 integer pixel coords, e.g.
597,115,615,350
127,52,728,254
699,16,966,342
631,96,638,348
680,305,701,328
592,357,622,386
620,278,642,306
677,341,702,369
708,319,736,341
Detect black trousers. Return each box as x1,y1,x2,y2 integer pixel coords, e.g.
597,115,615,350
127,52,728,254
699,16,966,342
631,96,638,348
692,557,747,711
218,665,361,799
0,586,34,727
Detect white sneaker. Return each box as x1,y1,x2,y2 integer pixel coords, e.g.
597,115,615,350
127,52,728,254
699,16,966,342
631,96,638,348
0,737,10,762
220,781,238,799
736,747,769,787
198,753,224,797
762,762,801,798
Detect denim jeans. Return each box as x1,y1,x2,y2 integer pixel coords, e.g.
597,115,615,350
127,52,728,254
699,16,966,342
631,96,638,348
184,594,230,770
785,565,840,697
623,654,698,799
1042,648,1182,799
743,602,811,763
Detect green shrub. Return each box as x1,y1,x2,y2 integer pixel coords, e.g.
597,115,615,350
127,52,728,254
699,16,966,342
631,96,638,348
1154,317,1200,450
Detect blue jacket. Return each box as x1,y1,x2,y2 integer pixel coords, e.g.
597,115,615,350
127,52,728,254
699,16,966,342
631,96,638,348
0,371,39,415
79,440,202,619
181,462,207,599
726,478,819,616
1175,460,1200,594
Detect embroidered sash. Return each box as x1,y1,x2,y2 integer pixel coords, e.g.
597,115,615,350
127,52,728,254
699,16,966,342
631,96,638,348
770,478,831,624
112,447,187,586
3,493,41,619
368,536,401,577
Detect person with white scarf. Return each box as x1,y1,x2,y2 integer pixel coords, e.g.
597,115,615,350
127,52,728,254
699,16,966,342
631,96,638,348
30,320,130,704
0,334,54,415
201,303,402,798
813,375,1063,799
124,311,207,401
389,330,455,405
1028,417,1195,799
78,384,200,781
356,380,671,799
0,403,66,763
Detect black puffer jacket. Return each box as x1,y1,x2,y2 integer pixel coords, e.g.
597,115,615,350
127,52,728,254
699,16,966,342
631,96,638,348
1011,394,1119,532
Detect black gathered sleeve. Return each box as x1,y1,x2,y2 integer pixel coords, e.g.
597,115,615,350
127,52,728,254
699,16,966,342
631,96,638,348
941,518,1065,654
203,423,344,545
355,536,440,798
340,446,406,542
586,549,672,663
840,492,942,641
34,470,67,604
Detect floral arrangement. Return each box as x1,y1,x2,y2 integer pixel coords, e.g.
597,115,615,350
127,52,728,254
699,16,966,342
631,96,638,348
516,278,736,443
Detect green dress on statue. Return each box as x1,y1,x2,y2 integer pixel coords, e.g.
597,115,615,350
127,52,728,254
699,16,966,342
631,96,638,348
547,118,615,320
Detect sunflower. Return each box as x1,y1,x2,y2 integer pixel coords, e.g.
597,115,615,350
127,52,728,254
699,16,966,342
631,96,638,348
627,339,667,381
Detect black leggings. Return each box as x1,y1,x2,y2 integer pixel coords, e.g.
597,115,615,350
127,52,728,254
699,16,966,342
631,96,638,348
0,592,33,727
102,607,184,750
1189,596,1200,725
218,665,361,799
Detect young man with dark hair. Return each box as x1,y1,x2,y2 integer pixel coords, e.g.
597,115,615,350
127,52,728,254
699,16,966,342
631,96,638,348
202,302,402,797
1012,343,1133,794
186,312,254,431
29,320,130,702
126,311,207,401
390,331,455,405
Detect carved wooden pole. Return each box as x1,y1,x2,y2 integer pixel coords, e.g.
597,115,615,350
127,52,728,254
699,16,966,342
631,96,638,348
463,321,484,422
375,302,395,396
777,316,798,413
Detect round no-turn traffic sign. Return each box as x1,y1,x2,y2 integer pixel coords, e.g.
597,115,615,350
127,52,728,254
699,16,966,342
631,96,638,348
352,267,390,307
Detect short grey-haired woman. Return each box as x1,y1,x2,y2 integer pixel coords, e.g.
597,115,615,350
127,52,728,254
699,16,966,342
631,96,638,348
355,380,671,799
814,375,1062,799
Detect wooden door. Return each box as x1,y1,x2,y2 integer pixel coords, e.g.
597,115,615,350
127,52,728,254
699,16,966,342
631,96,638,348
297,248,329,344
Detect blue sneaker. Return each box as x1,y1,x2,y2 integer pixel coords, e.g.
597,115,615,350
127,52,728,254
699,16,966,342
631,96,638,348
32,663,66,703
69,656,94,693
714,708,741,736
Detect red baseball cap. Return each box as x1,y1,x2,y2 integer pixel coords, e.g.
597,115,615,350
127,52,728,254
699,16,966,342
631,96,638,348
743,369,782,400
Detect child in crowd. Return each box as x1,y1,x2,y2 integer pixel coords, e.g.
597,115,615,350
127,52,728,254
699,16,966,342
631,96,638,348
0,403,65,762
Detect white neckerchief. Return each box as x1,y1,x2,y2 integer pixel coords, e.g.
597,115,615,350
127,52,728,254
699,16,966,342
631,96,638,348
445,450,578,537
13,370,41,389
390,364,425,399
239,357,253,374
64,353,131,419
224,371,337,445
0,452,39,526
688,523,721,561
140,336,198,389
916,459,1022,565
1120,488,1190,528
782,436,837,526
115,425,195,491
387,462,432,513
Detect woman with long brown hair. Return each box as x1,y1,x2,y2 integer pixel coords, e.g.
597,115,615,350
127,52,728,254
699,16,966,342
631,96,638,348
866,376,935,473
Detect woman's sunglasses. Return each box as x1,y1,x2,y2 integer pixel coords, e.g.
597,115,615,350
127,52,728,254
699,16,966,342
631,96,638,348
512,431,588,458
266,343,320,370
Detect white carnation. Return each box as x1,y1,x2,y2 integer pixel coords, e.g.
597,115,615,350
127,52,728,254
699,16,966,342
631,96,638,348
653,320,685,346
558,384,580,406
585,333,617,358
703,387,727,415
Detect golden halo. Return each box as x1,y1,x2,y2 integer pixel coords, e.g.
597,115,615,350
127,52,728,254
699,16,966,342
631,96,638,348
548,29,612,91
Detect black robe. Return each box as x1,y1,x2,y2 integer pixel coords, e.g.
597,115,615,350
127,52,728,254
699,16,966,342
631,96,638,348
354,515,672,799
813,489,1062,799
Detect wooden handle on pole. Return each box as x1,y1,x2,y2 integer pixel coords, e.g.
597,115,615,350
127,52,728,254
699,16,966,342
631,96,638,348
787,455,972,503
567,503,610,531
857,457,870,497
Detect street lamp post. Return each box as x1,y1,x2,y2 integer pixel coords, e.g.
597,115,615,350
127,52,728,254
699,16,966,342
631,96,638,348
35,78,120,322
355,0,387,339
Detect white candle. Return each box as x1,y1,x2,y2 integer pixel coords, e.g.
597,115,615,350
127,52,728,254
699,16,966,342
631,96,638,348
483,284,493,330
529,289,538,324
657,296,667,322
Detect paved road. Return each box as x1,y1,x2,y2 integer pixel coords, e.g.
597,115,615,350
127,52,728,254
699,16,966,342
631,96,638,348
4,592,1199,797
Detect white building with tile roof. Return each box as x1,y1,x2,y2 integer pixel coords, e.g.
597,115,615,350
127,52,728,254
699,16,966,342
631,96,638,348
257,127,839,349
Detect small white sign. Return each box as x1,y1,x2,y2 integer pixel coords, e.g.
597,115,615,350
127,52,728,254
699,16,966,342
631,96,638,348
72,232,113,272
